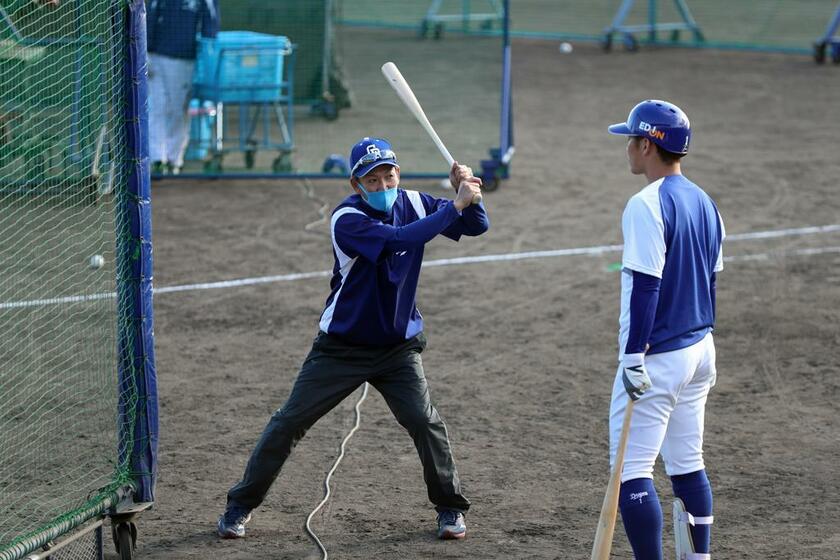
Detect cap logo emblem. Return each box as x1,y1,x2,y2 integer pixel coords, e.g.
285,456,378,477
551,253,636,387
639,121,665,140
365,144,382,158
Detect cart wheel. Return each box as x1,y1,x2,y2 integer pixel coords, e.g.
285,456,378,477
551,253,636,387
272,153,293,173
670,29,680,43
112,522,136,560
814,41,827,64
418,20,429,39
244,141,258,169
204,153,223,173
433,23,444,40
831,43,840,64
601,34,613,52
623,34,638,52
480,19,493,31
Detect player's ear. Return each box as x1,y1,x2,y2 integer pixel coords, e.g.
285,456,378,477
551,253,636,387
350,177,362,194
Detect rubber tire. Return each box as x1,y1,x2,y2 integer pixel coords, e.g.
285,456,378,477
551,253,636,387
623,34,639,52
814,42,827,64
244,150,255,169
434,23,444,40
114,523,134,560
601,34,613,52
244,140,258,169
831,43,840,64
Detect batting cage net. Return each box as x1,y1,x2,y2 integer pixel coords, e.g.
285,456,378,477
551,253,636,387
0,1,155,559
504,0,836,52
150,0,510,181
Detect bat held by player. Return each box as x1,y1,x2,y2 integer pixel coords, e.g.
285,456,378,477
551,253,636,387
381,61,482,205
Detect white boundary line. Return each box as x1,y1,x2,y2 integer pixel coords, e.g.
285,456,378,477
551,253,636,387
2,224,839,310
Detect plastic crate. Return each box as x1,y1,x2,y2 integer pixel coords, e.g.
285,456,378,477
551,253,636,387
193,31,291,103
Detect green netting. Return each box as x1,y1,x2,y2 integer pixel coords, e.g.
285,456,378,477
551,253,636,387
0,0,135,556
344,0,837,51
155,0,504,176
220,0,351,107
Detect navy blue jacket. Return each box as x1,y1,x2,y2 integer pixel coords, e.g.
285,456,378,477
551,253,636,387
147,0,219,60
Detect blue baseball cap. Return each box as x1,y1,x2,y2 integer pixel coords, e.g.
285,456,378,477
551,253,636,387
349,137,399,178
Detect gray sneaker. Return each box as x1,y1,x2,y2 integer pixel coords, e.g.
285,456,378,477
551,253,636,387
437,510,466,540
217,504,252,539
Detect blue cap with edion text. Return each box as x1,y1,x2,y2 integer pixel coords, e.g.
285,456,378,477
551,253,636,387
349,137,399,178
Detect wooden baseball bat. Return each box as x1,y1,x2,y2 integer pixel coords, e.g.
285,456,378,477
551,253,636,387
590,400,635,560
380,61,482,204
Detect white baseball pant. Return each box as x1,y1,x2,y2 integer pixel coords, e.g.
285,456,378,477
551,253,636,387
610,332,717,482
148,53,195,167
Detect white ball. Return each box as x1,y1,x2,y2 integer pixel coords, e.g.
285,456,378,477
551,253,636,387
559,42,573,54
89,254,105,269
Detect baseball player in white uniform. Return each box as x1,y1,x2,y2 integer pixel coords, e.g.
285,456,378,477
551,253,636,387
607,100,725,559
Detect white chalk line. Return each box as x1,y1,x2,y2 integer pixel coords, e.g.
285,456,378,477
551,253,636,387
2,224,839,310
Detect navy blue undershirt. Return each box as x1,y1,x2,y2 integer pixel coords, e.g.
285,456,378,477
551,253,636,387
624,270,661,356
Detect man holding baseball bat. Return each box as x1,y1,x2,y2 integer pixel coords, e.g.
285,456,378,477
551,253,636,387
217,137,487,541
605,100,724,559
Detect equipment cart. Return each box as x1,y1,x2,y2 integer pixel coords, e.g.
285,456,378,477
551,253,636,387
814,3,840,64
193,31,295,173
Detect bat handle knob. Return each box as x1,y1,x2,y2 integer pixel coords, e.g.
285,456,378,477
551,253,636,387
472,193,483,205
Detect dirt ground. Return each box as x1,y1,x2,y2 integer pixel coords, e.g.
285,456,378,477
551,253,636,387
126,41,840,559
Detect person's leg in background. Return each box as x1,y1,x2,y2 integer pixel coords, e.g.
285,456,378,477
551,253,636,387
147,52,167,173
162,57,195,173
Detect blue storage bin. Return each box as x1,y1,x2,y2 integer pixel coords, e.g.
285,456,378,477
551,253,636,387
194,31,292,103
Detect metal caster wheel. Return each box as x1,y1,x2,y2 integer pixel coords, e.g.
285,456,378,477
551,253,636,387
433,23,444,40
601,34,613,52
